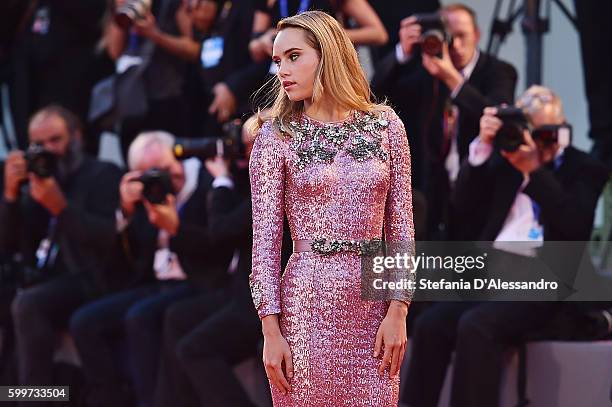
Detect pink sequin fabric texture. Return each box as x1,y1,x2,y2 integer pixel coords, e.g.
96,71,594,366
249,108,415,406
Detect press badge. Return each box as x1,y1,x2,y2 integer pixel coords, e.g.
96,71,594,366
36,239,51,268
32,7,51,35
527,224,543,241
36,238,58,269
201,37,224,68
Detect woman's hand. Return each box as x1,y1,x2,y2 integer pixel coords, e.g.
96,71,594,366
374,300,408,378
262,315,293,395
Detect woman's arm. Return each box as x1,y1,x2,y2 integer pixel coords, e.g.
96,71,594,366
341,0,388,46
249,122,293,395
383,108,416,305
249,122,285,319
373,108,415,378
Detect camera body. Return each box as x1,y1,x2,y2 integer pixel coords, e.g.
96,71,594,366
414,13,451,57
115,0,151,29
25,145,57,178
494,106,530,152
493,106,572,152
138,169,174,204
173,119,244,161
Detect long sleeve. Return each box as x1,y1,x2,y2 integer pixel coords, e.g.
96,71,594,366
523,158,608,241
249,122,286,319
383,109,416,304
452,58,518,118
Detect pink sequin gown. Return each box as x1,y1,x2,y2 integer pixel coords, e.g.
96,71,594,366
249,108,415,406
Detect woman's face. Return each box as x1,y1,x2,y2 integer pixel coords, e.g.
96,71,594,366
272,28,320,102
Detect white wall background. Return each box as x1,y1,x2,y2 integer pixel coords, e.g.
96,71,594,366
443,0,590,150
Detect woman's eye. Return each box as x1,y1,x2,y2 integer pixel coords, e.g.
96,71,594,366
273,59,281,66
290,53,299,61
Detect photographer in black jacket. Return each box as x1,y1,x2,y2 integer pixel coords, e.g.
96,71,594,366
403,86,610,407
371,3,517,239
0,105,122,386
184,0,255,138
70,130,234,407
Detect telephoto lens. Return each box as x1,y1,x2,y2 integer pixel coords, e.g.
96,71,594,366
173,119,245,160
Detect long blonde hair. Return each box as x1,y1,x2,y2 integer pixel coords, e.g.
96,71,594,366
252,10,384,134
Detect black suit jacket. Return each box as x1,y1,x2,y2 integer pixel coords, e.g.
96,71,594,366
0,156,122,292
206,168,254,307
452,146,609,242
372,50,518,186
372,49,517,238
119,163,237,292
452,145,609,297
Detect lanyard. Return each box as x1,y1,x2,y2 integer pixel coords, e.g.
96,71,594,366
279,0,311,18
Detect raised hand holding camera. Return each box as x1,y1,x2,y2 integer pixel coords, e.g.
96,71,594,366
143,194,179,236
398,16,421,58
3,151,27,202
500,131,541,177
422,41,463,91
119,171,144,217
478,107,503,145
28,174,67,216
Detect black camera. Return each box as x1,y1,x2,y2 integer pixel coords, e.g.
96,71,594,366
137,169,174,204
173,119,244,161
494,106,530,152
115,0,151,29
532,124,572,147
414,13,450,57
25,145,57,178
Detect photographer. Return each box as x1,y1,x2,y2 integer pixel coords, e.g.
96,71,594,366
155,124,260,407
371,3,517,240
69,130,235,407
9,0,109,149
0,105,122,386
183,0,255,138
402,86,610,407
104,0,200,156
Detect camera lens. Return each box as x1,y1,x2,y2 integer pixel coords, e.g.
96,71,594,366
421,31,444,56
495,123,525,152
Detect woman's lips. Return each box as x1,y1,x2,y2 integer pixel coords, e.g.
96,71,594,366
282,81,296,90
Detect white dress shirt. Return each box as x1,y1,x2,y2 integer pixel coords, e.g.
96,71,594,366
467,137,566,255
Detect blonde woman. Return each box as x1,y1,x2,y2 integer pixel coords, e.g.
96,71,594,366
249,11,415,406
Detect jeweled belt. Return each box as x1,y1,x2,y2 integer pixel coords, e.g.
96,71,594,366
293,238,383,256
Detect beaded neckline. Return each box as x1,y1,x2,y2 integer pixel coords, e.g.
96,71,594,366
277,110,390,170
302,110,355,125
